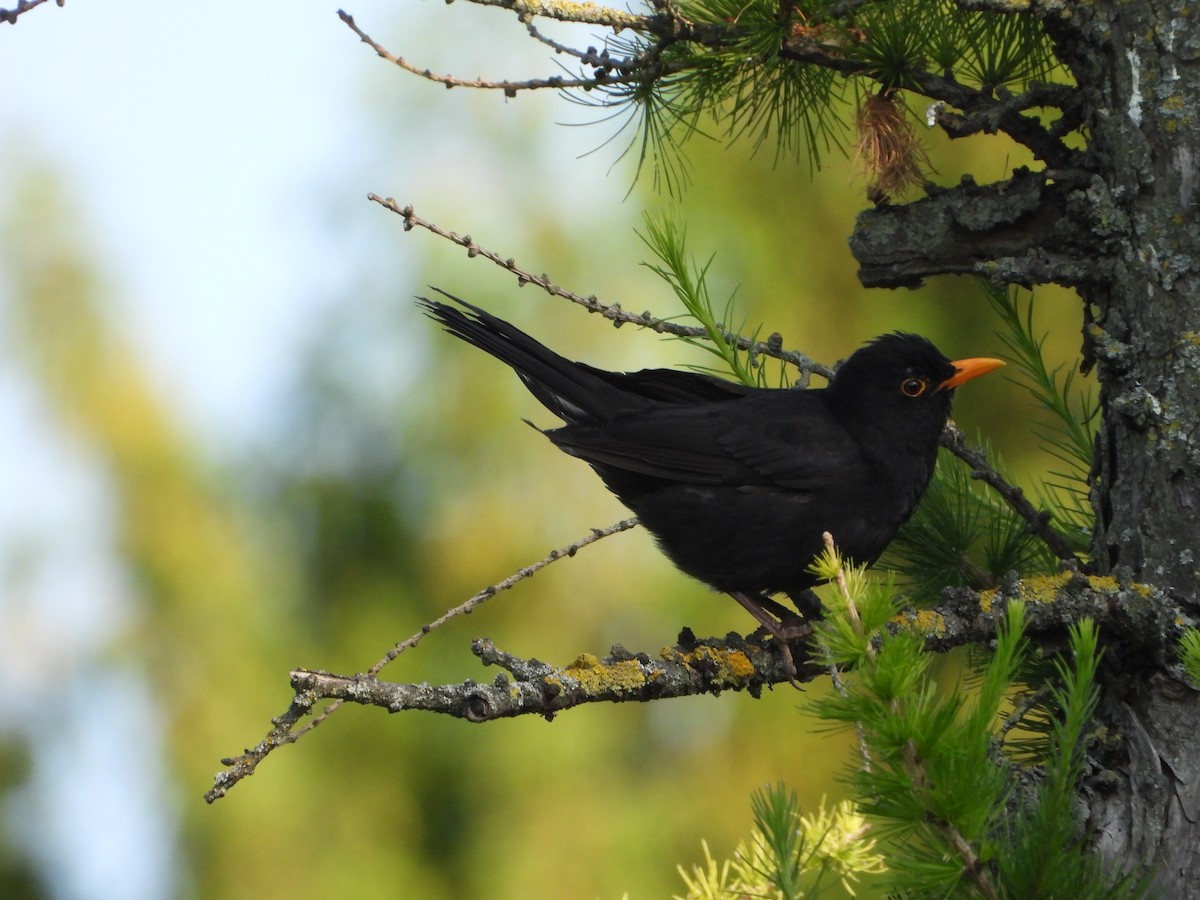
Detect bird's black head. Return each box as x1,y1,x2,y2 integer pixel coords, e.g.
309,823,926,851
826,333,1001,451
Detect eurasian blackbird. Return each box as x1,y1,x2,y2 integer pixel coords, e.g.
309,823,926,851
422,290,1002,658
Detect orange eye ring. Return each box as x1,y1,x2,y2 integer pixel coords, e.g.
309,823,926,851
901,377,927,398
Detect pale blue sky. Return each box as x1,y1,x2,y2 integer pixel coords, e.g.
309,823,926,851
0,4,628,896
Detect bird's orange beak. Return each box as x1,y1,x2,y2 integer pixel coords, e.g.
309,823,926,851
940,357,1005,390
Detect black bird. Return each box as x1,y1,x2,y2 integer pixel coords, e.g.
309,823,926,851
422,290,1002,660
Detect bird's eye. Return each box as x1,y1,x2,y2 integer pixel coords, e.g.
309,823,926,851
901,377,927,398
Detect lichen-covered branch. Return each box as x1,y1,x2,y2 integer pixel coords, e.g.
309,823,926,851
291,632,802,723
912,571,1177,664
205,629,806,804
207,573,1182,803
850,168,1119,289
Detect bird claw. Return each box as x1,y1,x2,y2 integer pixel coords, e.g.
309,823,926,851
727,591,815,687
746,618,811,688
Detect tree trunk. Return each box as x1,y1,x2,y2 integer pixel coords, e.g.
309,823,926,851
849,0,1200,890
1052,1,1200,891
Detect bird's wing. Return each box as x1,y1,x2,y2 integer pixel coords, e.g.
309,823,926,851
582,364,761,404
545,392,872,491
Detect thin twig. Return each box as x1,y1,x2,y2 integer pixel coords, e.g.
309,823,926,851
1,0,58,25
525,19,600,61
998,684,1053,744
944,815,1001,900
206,517,639,802
339,10,634,95
900,722,999,896
366,518,639,676
824,532,865,644
939,422,1081,565
372,196,831,380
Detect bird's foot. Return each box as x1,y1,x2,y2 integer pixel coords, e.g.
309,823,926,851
730,591,811,688
763,621,812,687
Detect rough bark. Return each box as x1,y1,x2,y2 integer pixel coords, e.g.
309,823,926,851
1059,1,1200,891
851,0,1200,892
850,168,1120,288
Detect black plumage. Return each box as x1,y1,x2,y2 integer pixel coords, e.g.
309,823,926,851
421,290,1002,655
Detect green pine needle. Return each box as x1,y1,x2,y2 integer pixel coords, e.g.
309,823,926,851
750,784,808,899
1179,627,1200,690
984,283,1097,558
637,214,787,387
802,558,1146,896
882,446,1054,601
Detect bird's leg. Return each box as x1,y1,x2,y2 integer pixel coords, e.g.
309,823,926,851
755,593,801,621
788,588,824,621
729,591,811,683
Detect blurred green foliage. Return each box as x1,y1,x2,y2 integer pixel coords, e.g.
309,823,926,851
0,20,1089,900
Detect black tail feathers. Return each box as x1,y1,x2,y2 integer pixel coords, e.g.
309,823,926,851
419,289,620,424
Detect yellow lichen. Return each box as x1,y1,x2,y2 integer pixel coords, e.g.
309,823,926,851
660,645,757,684
979,588,998,612
563,654,646,694
907,608,947,636
1017,571,1073,604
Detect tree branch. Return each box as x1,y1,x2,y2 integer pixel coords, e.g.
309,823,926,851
372,195,832,381
779,37,1080,167
849,168,1120,289
437,0,654,31
951,0,1062,12
208,571,1180,802
343,0,1080,172
933,82,1084,168
291,631,802,723
1,0,60,25
206,517,641,802
939,422,1081,564
339,9,668,95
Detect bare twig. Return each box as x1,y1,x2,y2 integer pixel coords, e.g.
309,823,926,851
433,0,651,30
939,422,1081,565
998,683,1053,744
206,517,639,802
372,196,831,380
366,517,639,677
1,0,60,25
339,10,632,95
